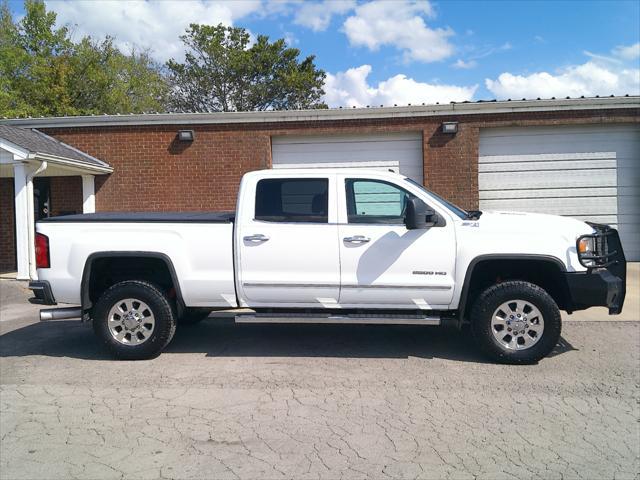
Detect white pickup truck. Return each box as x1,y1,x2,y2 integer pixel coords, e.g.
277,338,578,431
29,169,626,364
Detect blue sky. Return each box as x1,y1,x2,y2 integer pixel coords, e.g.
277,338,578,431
9,0,640,107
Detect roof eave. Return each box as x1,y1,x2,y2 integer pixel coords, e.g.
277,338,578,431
34,152,113,174
1,96,638,129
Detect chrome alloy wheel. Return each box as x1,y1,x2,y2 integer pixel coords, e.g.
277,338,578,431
107,298,155,345
491,299,544,350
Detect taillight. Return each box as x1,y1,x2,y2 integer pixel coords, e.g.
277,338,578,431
35,233,50,269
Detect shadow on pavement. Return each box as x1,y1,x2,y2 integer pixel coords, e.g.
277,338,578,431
0,318,578,364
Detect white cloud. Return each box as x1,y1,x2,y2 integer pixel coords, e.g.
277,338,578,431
47,0,262,61
293,0,355,32
342,0,455,63
323,65,477,107
486,43,640,99
485,60,640,99
452,59,477,69
283,31,298,46
613,42,640,61
476,42,511,58
584,50,622,64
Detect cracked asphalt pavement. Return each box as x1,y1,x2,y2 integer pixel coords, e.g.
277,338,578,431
1,311,638,480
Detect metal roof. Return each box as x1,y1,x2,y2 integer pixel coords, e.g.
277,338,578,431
0,96,638,129
0,125,112,171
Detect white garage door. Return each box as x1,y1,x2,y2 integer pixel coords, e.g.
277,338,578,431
271,132,423,184
479,124,640,261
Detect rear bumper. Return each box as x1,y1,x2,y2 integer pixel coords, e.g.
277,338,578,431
564,268,625,314
28,281,56,305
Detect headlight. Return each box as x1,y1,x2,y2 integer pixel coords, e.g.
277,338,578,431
578,237,595,255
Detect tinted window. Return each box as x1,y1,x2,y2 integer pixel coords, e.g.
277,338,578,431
255,178,329,223
346,179,410,224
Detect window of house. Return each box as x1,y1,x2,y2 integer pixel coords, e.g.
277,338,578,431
255,178,329,223
345,179,410,224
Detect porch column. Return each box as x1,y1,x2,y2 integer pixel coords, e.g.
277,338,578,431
13,163,30,280
82,175,95,213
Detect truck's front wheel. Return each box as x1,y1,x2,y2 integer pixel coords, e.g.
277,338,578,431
93,280,177,360
470,281,561,364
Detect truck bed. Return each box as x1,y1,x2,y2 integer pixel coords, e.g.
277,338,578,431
40,212,235,223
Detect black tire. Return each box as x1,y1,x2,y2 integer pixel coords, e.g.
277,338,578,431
92,280,177,360
470,281,561,365
178,308,212,325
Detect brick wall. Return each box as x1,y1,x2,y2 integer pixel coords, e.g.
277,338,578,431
49,176,83,216
42,108,639,213
0,178,16,272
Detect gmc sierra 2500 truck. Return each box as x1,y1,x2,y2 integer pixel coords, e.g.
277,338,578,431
29,169,626,363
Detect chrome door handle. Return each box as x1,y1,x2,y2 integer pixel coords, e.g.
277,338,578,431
343,235,370,244
243,234,270,242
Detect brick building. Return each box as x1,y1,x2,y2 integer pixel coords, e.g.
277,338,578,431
1,96,639,277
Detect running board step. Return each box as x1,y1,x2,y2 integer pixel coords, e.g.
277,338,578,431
234,313,440,326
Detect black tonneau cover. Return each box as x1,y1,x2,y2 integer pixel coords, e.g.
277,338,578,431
39,212,235,223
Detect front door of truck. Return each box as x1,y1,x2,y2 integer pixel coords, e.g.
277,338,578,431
236,174,340,307
337,176,456,309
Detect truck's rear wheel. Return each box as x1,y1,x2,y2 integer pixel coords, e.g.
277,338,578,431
93,280,177,360
470,281,561,364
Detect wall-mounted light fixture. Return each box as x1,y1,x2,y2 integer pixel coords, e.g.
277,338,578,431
441,122,458,134
177,130,195,142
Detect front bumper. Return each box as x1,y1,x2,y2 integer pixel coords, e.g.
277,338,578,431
28,281,57,305
567,223,626,314
564,268,625,314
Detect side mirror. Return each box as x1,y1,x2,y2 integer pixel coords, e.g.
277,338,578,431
405,197,437,229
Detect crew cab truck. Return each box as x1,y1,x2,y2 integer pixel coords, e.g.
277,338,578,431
29,169,626,364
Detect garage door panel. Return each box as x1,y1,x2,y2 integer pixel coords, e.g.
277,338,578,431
274,133,422,144
478,152,616,164
479,158,616,173
481,124,637,138
272,133,424,184
479,169,617,190
273,140,420,157
479,124,639,261
480,197,617,217
570,215,618,224
482,133,622,149
481,126,637,146
479,186,617,200
276,148,421,164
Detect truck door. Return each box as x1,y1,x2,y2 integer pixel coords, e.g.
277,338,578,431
236,174,340,307
337,176,456,309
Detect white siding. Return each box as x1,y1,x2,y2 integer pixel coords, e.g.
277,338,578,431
271,132,423,184
479,124,640,261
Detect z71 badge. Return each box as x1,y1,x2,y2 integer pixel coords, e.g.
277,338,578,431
413,271,447,276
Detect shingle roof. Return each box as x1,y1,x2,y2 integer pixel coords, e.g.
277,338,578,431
0,125,110,169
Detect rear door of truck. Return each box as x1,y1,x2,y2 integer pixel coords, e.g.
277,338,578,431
235,172,340,307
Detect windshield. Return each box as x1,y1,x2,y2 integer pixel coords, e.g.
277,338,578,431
404,178,469,220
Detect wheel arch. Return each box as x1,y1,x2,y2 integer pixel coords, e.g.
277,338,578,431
81,251,185,315
458,254,571,323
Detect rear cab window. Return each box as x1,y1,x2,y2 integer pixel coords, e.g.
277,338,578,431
255,178,329,223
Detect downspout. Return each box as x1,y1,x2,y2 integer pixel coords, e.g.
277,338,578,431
26,160,47,280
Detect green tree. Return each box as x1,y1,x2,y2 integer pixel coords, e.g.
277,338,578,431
0,0,169,117
167,24,326,112
69,37,169,115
